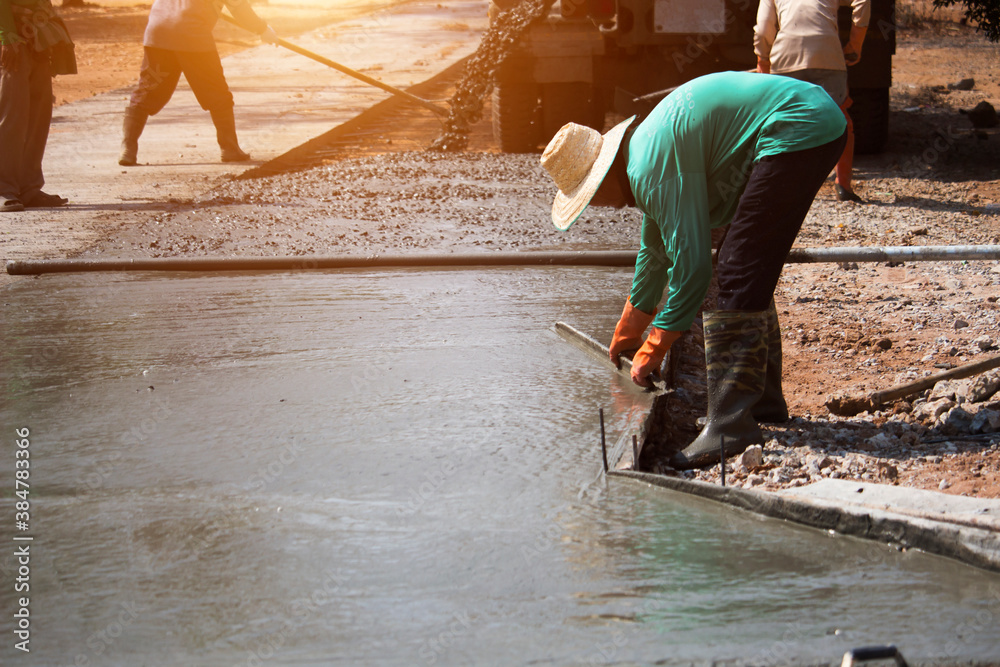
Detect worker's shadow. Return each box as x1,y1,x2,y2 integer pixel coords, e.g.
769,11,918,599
147,161,263,168
860,194,996,217
62,201,199,213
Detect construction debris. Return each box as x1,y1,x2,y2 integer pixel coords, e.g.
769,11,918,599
826,353,1000,416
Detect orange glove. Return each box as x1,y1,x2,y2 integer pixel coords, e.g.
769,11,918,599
755,56,770,74
843,25,867,66
609,299,654,369
630,327,681,388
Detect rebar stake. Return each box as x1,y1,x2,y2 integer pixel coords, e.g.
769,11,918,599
632,435,639,471
599,408,608,474
719,435,726,487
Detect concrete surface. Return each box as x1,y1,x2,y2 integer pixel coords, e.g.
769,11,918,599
608,392,1000,572
609,408,1000,573
9,0,1000,582
780,478,1000,531
614,470,1000,574
7,268,1000,665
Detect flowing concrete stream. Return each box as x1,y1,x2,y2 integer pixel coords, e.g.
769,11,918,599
2,268,999,665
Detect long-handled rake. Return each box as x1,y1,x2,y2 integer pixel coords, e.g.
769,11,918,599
220,13,450,118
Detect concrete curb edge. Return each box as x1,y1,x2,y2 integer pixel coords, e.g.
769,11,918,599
610,470,1000,574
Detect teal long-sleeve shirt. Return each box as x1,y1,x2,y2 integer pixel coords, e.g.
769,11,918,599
626,71,846,332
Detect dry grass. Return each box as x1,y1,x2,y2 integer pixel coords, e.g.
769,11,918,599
895,0,967,29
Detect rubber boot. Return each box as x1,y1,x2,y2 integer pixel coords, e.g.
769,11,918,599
669,310,768,470
752,300,790,423
210,107,251,162
119,106,148,166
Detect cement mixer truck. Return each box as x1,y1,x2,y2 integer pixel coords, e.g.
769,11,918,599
489,0,895,153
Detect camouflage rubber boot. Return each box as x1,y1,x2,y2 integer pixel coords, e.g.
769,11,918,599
210,107,251,162
669,310,768,470
119,106,148,167
752,300,790,423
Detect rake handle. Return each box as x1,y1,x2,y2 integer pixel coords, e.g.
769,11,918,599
220,13,450,117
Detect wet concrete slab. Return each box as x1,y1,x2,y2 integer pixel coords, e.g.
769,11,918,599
2,269,1000,665
609,403,1000,575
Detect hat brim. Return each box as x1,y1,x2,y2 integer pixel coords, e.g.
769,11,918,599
551,115,636,231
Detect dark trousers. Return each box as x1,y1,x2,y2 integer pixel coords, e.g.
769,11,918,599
0,49,52,201
716,129,848,311
129,46,234,115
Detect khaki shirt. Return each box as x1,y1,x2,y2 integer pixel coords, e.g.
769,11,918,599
143,0,267,52
754,0,870,73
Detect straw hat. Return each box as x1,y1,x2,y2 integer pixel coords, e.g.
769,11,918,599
540,115,635,231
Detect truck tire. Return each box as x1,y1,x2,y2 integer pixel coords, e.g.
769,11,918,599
850,87,890,154
492,82,542,153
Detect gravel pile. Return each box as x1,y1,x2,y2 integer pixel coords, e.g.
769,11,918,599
105,152,643,257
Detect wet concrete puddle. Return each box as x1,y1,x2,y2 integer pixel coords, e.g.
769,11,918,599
2,268,999,665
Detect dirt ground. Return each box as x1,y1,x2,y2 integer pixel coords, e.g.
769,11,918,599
21,1,1000,497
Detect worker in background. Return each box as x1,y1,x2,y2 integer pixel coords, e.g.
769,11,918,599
754,0,870,203
0,0,75,211
540,72,846,470
119,0,279,167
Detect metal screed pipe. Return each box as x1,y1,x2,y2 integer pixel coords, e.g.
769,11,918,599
6,246,1000,276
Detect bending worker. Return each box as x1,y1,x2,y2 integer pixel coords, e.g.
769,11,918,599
754,0,870,203
119,0,279,166
540,72,846,470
